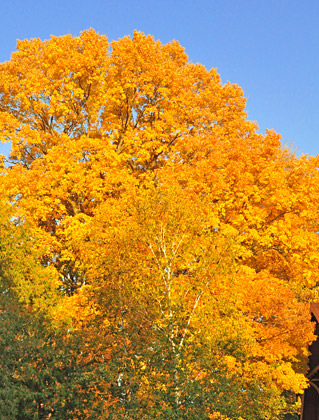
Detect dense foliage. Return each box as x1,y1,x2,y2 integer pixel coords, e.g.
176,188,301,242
1,29,319,419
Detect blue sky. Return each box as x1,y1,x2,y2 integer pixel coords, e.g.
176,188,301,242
0,0,318,157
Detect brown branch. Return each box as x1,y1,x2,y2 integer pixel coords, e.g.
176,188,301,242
307,364,319,379
310,380,319,395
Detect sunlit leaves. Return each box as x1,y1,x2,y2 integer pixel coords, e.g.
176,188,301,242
0,29,318,419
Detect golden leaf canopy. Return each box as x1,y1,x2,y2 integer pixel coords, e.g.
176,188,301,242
1,29,319,419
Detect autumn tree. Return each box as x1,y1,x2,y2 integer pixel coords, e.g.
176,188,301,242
0,284,113,420
0,193,116,419
1,30,319,419
70,180,313,419
0,29,248,292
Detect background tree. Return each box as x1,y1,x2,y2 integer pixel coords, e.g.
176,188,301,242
0,29,248,292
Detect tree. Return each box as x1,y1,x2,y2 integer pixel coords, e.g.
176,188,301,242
0,197,116,419
71,181,313,419
1,30,319,419
0,29,247,292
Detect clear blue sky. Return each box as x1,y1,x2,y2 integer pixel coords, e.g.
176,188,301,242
0,0,318,157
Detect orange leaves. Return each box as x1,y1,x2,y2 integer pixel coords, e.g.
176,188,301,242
235,267,314,360
1,29,319,418
53,284,99,329
1,30,110,163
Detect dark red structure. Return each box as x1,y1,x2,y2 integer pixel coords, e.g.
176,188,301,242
301,303,319,420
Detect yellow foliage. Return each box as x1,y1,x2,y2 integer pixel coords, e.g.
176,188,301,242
0,29,318,419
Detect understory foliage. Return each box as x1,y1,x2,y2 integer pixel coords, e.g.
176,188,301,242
1,29,319,419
